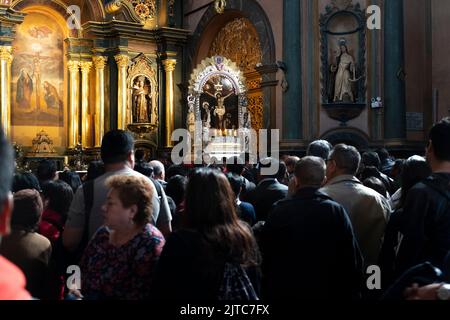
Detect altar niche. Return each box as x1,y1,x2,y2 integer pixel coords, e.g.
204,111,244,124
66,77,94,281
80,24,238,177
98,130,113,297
187,56,253,160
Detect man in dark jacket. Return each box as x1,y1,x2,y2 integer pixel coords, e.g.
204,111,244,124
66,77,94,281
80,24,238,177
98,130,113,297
247,158,288,222
260,156,363,300
393,118,450,279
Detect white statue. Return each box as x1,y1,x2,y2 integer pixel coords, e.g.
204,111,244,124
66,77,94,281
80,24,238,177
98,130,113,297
332,43,356,102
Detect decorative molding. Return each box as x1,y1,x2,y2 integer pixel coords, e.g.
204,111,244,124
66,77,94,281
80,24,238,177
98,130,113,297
114,54,130,67
209,18,262,73
92,56,108,69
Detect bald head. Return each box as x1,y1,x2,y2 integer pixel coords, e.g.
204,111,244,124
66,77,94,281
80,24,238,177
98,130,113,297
294,156,326,188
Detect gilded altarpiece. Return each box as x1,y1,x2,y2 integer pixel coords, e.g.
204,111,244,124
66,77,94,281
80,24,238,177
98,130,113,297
208,18,263,133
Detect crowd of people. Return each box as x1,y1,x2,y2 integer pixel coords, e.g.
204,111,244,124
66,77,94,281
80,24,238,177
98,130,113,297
1,118,450,301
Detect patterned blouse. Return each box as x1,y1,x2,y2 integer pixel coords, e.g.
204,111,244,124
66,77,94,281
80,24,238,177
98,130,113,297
80,224,165,300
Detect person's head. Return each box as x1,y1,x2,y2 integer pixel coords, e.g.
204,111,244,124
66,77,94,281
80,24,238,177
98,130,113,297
137,76,145,88
376,148,390,163
36,159,57,184
149,160,165,181
103,176,154,231
340,44,348,54
285,156,300,175
426,117,450,170
400,155,432,207
10,189,43,233
41,180,74,221
86,160,105,181
292,157,326,192
391,159,405,179
0,127,14,238
12,172,41,193
307,140,333,161
101,130,135,168
135,149,146,163
185,168,259,265
165,175,187,206
363,177,387,197
226,172,243,199
362,152,381,170
134,161,154,178
358,166,382,182
58,170,82,193
226,156,245,176
326,144,361,181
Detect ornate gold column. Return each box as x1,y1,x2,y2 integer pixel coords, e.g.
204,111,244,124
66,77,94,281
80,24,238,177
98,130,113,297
92,56,107,147
114,54,129,130
162,59,177,147
80,61,92,147
0,46,13,138
67,60,80,148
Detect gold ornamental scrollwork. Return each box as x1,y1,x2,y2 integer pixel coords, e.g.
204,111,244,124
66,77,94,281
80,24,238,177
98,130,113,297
0,46,13,64
209,18,262,73
92,56,107,69
214,0,226,14
115,54,130,67
130,0,157,23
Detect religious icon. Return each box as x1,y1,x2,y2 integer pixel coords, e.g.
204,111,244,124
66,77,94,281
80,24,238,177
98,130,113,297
202,101,211,128
205,90,233,131
43,81,62,110
132,76,152,123
16,69,34,109
330,39,361,103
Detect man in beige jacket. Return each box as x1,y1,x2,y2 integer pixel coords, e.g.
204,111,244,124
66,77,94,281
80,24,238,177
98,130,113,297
320,144,391,267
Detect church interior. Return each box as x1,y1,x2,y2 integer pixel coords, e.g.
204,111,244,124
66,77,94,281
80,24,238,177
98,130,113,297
0,0,449,168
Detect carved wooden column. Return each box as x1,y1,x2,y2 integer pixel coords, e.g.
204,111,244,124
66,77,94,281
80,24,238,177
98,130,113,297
67,60,80,148
93,56,107,147
163,59,177,147
114,54,129,130
80,61,92,147
0,46,13,138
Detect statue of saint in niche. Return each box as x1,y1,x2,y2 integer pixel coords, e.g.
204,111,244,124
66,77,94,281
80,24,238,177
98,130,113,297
132,76,152,123
331,42,357,103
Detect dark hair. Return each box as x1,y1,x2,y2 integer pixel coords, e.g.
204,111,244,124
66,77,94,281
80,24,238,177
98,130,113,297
134,162,154,178
376,148,390,162
400,156,432,207
184,168,260,266
41,180,74,221
362,152,381,170
226,173,243,198
363,177,387,197
359,166,382,182
12,172,41,193
166,164,188,180
135,149,146,162
294,156,326,187
101,130,134,165
429,117,450,161
86,161,105,181
58,170,82,193
330,144,361,175
11,189,43,232
36,159,57,183
0,127,14,210
165,175,187,206
226,156,245,175
106,175,154,226
307,140,333,161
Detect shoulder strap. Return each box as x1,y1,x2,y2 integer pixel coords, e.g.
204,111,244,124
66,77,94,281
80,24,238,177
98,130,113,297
150,177,163,198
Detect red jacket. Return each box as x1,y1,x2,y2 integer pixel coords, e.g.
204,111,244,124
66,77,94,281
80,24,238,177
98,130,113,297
0,256,32,300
